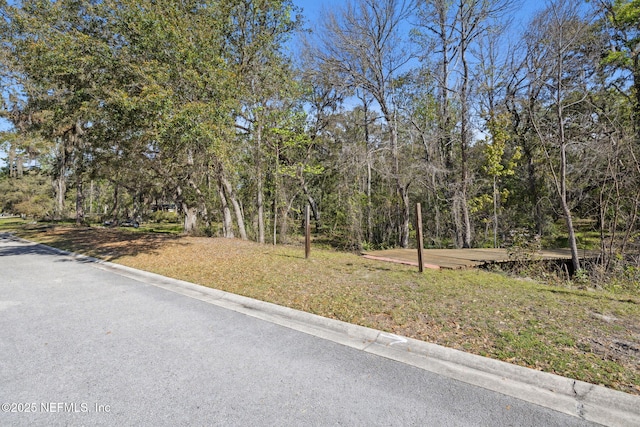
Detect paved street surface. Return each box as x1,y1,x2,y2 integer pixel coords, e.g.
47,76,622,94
0,234,598,426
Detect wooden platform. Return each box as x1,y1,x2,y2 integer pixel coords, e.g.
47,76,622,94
362,248,594,270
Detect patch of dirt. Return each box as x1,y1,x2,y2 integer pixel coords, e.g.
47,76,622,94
590,312,619,323
587,337,640,363
580,318,640,394
586,311,640,370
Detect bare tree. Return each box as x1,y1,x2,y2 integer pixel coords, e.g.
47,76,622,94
312,0,414,247
526,0,596,272
415,0,514,248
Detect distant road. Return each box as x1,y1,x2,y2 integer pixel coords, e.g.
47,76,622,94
0,235,596,426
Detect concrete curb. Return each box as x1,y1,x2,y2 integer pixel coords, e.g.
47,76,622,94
6,234,639,426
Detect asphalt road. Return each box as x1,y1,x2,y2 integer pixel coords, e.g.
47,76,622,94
0,234,600,426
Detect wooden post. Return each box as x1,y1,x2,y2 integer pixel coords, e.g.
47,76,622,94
416,203,424,273
305,204,311,259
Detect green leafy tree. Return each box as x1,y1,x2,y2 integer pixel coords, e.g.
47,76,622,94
99,0,238,234
228,0,302,243
473,113,521,247
1,0,112,222
599,0,640,140
0,169,53,219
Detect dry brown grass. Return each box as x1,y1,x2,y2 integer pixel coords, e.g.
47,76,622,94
11,223,640,395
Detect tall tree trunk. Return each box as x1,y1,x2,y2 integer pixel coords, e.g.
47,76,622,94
493,176,498,248
453,195,463,248
8,144,15,178
434,0,456,248
556,47,580,272
560,141,581,272
399,184,410,248
461,192,472,248
272,141,280,245
54,176,66,220
217,178,234,238
460,25,472,249
109,183,119,222
16,154,23,177
75,152,84,226
75,172,84,226
272,197,278,245
363,97,373,243
366,155,373,242
74,126,85,226
89,180,94,215
299,176,320,232
176,184,198,234
183,204,198,234
221,175,248,240
386,114,409,248
634,60,640,143
257,176,265,242
53,137,67,220
54,176,67,219
256,120,265,243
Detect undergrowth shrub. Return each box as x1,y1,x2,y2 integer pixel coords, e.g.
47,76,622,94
151,211,179,223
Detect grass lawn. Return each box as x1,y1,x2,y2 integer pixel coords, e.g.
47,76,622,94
3,219,640,395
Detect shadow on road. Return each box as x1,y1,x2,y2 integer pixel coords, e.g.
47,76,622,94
0,239,60,257
0,228,186,262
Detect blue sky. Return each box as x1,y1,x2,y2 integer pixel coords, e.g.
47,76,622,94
292,0,545,34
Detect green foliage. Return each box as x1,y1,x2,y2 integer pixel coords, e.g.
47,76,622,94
608,0,640,34
0,171,53,219
270,110,324,178
602,49,633,68
469,193,492,214
482,114,522,178
608,265,640,293
150,210,180,224
472,113,522,246
572,268,590,287
601,0,640,130
507,228,542,262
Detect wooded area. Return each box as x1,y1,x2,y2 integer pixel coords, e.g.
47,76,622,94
0,0,639,277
